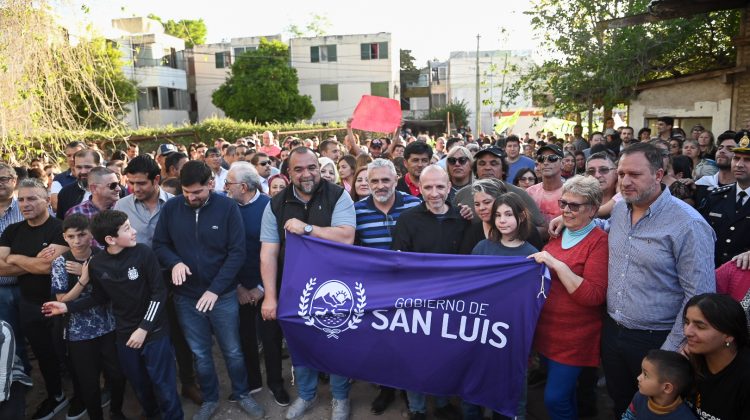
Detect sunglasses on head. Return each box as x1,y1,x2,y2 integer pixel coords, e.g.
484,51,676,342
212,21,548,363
536,155,561,163
447,156,470,165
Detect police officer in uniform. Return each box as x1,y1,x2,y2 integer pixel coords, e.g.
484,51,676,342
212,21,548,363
700,130,750,267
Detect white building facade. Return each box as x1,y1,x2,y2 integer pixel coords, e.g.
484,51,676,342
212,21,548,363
448,50,534,135
110,17,190,128
290,33,400,122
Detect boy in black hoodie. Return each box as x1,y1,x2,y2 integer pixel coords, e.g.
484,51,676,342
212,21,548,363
43,210,183,420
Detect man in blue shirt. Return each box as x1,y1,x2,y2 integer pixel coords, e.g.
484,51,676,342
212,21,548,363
602,142,715,418
505,135,535,182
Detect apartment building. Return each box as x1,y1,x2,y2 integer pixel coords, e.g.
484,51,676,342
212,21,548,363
110,17,190,128
290,33,400,122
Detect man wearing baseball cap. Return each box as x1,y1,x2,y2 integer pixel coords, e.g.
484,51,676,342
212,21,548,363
156,144,178,180
526,143,565,224
699,130,750,267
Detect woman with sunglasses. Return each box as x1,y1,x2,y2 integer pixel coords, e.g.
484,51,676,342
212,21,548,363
528,175,608,420
512,168,537,190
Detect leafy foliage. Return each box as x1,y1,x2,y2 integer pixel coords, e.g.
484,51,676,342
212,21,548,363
147,14,207,48
285,14,331,38
211,39,315,123
400,49,420,85
424,100,471,127
511,0,740,116
65,38,137,130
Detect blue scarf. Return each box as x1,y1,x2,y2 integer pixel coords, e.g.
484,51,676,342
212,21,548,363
561,220,596,249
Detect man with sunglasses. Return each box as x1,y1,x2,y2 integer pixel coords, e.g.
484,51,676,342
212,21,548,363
526,144,565,224
65,167,121,221
251,152,275,194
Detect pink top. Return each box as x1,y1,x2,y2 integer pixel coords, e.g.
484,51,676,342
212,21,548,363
526,183,563,224
716,262,750,302
534,228,609,367
259,144,281,158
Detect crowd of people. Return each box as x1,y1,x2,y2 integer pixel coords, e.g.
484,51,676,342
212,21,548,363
0,116,749,420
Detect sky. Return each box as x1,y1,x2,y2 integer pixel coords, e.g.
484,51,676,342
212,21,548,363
58,0,540,64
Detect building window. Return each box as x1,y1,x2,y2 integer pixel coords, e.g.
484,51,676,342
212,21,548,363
361,42,389,60
215,51,231,68
431,94,447,108
148,87,159,109
233,46,257,59
311,45,337,63
371,82,389,98
321,84,339,101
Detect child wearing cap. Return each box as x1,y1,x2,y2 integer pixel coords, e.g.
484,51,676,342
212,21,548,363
621,349,696,419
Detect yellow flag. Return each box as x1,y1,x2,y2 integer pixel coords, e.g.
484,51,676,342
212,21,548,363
494,110,522,134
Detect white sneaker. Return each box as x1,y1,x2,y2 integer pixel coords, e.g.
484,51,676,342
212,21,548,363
285,396,317,419
331,398,350,420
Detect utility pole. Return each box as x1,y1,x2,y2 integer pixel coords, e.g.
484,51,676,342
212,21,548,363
475,34,481,136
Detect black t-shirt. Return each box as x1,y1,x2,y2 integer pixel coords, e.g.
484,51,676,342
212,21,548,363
0,217,66,304
688,347,750,420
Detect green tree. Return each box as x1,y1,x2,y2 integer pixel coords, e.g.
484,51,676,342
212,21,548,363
512,0,739,121
285,14,331,38
212,39,314,123
424,100,470,127
65,38,138,130
400,49,420,85
148,14,207,48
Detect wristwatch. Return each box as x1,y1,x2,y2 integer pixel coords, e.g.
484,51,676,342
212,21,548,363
304,224,313,235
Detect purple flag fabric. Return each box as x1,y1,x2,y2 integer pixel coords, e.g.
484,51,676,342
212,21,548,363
278,234,550,416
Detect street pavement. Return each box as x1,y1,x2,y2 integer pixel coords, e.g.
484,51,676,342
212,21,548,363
25,341,614,419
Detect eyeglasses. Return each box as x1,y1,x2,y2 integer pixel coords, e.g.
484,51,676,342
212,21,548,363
585,167,614,176
257,160,271,166
0,176,15,184
536,155,561,163
558,199,587,212
97,182,120,191
447,156,470,165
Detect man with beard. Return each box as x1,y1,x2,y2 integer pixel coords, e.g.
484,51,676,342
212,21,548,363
153,161,264,420
391,165,466,420
224,162,290,408
699,130,750,267
251,153,274,194
259,147,355,420
619,126,635,152
352,158,420,414
602,142,715,418
695,130,737,204
57,149,101,219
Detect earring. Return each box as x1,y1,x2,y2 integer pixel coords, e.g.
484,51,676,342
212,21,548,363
726,341,731,348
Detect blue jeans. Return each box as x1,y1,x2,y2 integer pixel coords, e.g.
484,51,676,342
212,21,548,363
540,356,583,420
116,336,182,420
0,285,26,368
174,291,250,403
406,392,449,414
293,366,350,401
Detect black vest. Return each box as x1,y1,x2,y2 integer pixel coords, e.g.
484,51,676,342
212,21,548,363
270,180,345,285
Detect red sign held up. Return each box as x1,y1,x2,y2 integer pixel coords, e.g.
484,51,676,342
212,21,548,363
350,95,401,133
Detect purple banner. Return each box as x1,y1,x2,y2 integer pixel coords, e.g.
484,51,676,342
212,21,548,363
278,234,550,416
